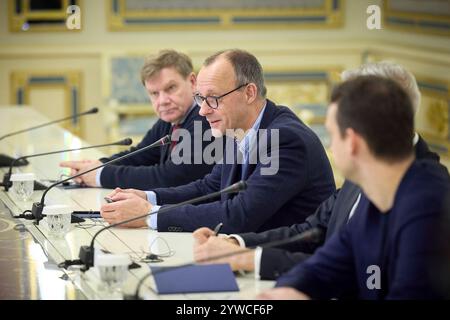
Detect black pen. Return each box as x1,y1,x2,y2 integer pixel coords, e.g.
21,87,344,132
213,222,223,236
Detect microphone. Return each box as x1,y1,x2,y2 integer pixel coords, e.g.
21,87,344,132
0,107,99,167
1,138,132,191
61,180,247,271
131,227,324,299
23,135,171,225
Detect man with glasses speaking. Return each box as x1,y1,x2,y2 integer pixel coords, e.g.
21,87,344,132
100,49,336,234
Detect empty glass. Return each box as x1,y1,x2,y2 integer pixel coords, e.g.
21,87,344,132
44,205,72,238
10,173,35,201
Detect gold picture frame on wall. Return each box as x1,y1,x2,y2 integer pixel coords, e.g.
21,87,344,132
361,51,450,162
10,71,84,135
107,0,344,31
384,0,450,36
8,0,82,32
415,76,450,159
263,68,343,186
264,68,341,147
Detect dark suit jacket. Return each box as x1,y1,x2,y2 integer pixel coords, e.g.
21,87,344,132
153,99,336,233
240,135,441,280
99,105,216,190
276,159,449,299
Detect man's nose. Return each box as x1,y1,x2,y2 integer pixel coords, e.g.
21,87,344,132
198,100,212,117
158,91,170,104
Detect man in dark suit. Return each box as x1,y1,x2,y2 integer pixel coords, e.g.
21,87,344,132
431,189,450,298
260,76,449,299
59,50,215,190
100,49,336,233
192,61,444,280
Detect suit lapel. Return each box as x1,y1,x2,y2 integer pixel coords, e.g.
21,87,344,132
239,100,275,180
222,139,242,200
337,183,361,225
160,105,199,163
222,101,276,197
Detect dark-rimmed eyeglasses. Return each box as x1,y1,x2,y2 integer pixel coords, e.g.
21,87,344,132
193,83,248,109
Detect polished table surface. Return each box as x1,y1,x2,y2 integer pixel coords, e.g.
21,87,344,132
0,107,274,300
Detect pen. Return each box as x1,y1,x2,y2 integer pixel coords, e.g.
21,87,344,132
213,222,223,236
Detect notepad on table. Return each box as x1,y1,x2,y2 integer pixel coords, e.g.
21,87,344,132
150,264,239,294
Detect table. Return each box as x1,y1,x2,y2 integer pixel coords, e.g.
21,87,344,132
0,107,274,300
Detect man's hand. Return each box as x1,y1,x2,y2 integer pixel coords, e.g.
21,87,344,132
193,227,239,245
257,287,311,300
107,187,147,200
192,227,216,245
193,230,254,271
59,159,102,186
100,192,151,228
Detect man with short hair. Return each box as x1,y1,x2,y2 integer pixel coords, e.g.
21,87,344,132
60,50,215,190
192,61,443,281
259,76,449,299
100,49,336,233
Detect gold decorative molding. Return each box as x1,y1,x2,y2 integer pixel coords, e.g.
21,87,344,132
415,76,449,158
8,0,82,32
384,0,450,37
107,0,344,31
10,71,84,135
263,68,343,185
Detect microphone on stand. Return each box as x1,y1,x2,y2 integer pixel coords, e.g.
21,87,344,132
131,227,324,300
17,135,171,225
59,181,247,271
1,138,132,191
0,107,99,167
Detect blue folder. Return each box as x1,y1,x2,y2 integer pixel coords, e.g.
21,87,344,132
150,264,239,294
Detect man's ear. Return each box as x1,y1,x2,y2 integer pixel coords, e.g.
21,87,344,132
188,72,196,88
244,83,258,104
345,128,359,157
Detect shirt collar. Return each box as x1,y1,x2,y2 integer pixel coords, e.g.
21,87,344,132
413,132,419,146
172,102,196,126
237,101,267,157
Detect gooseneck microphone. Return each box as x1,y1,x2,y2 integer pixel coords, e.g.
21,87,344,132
0,107,99,167
60,181,247,271
22,135,171,225
132,227,323,300
1,138,132,191
78,181,247,271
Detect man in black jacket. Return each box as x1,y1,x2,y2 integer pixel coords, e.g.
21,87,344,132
193,61,445,280
60,50,216,190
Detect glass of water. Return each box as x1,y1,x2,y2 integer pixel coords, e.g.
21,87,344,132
10,173,35,201
44,205,72,238
96,253,130,294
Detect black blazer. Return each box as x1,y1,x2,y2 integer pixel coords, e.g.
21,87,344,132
99,105,216,190
153,100,336,233
240,135,441,280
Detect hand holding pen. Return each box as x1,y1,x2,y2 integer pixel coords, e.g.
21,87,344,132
213,222,223,236
192,223,223,246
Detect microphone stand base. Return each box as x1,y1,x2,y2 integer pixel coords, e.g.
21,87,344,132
31,202,44,225
78,245,94,270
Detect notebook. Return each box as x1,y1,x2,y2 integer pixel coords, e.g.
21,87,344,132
150,264,239,294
